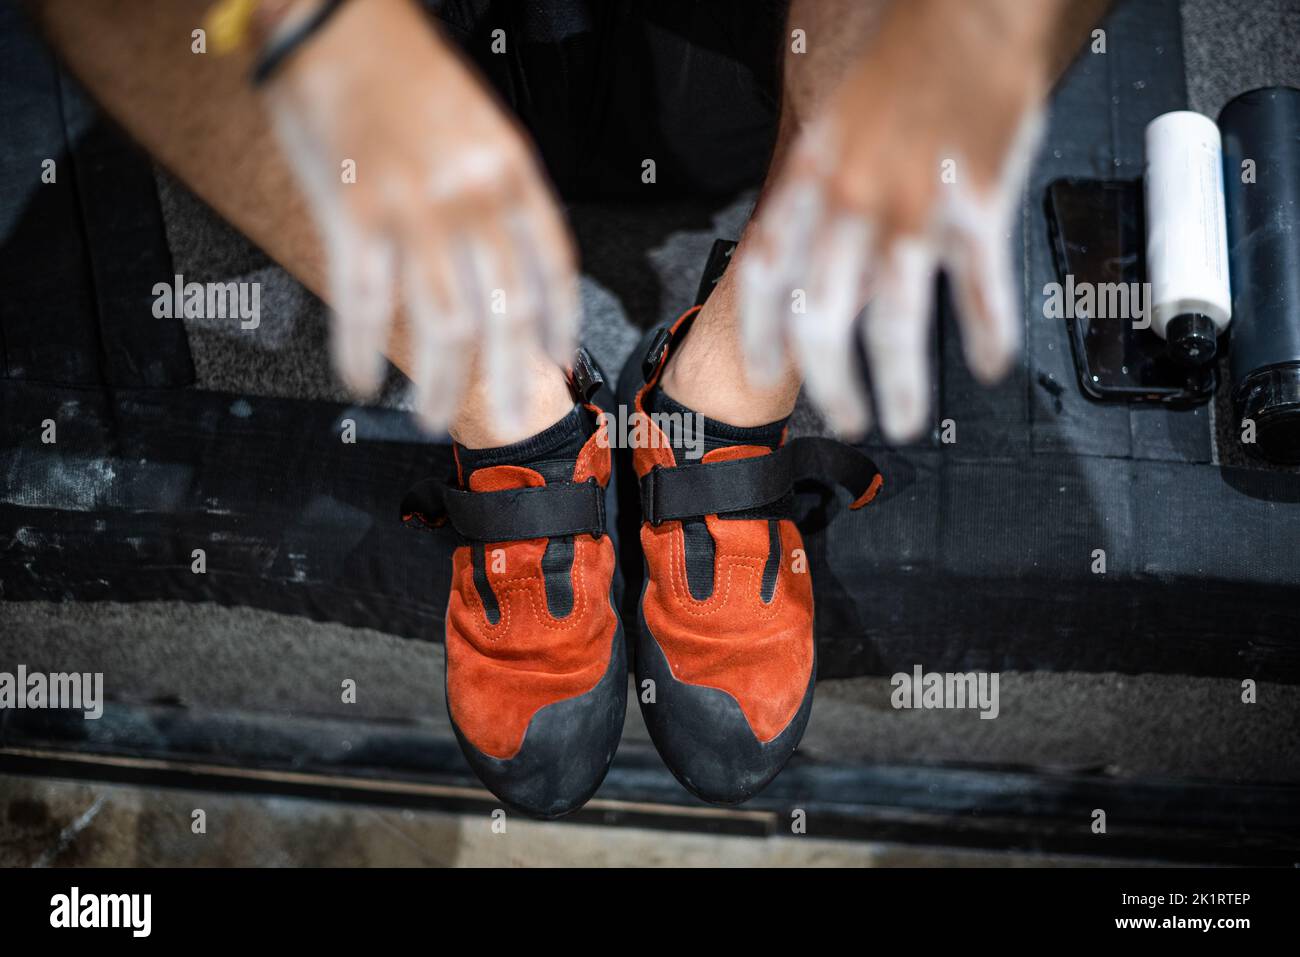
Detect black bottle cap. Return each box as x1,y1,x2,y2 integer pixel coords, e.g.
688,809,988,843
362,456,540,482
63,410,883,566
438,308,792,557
1235,363,1300,465
1167,313,1219,367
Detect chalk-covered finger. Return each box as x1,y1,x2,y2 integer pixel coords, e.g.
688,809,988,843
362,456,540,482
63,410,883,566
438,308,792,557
941,108,1042,384
862,238,937,442
403,233,475,434
792,214,874,437
943,211,1021,384
741,177,825,385
328,223,396,398
516,178,579,367
471,218,531,434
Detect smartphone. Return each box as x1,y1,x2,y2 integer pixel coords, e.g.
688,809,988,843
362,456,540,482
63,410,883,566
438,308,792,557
1045,177,1215,405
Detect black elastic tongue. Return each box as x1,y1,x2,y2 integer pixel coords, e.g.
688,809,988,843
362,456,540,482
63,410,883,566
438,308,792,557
645,387,787,460
453,403,594,622
644,387,787,604
456,403,591,486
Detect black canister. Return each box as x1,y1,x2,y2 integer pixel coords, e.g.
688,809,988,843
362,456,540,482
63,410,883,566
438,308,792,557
1220,87,1300,463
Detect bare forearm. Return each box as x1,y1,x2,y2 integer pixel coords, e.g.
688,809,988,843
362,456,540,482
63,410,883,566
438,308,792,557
25,0,426,373
888,0,1112,86
962,0,1114,81
28,0,325,293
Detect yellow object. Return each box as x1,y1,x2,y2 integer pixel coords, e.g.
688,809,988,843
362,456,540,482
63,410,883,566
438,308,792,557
206,0,262,55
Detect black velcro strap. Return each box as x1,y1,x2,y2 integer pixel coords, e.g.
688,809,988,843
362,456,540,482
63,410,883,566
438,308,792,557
638,437,882,526
252,0,350,86
641,453,790,525
403,477,605,542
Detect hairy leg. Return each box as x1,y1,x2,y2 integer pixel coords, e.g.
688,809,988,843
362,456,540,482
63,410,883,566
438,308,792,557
448,351,572,448
658,0,890,425
32,0,572,447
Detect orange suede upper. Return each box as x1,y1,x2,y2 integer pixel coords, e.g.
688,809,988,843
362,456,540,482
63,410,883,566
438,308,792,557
444,422,618,760
633,309,814,743
639,452,814,742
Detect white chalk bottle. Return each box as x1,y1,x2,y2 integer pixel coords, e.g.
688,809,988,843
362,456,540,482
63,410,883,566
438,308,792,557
1143,110,1232,366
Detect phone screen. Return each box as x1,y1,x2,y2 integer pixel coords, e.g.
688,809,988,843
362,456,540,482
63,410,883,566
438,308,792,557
1046,177,1215,404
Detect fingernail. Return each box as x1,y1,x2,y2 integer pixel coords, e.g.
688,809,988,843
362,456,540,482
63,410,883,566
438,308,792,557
879,383,927,443
544,321,577,367
738,263,785,386
970,337,1016,384
414,381,455,435
334,323,384,397
829,403,870,440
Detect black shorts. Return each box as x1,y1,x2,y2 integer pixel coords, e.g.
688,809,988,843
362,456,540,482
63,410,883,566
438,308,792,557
423,0,790,199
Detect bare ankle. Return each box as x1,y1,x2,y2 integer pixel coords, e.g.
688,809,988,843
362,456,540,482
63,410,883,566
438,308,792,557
450,354,574,449
659,277,800,427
